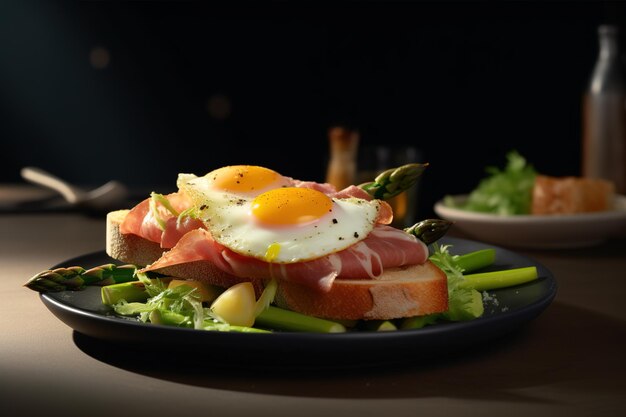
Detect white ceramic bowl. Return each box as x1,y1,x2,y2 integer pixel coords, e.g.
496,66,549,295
434,195,626,249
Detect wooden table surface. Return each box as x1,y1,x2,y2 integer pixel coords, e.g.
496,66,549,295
2,210,625,417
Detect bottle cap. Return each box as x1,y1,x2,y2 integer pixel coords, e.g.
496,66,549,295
599,25,618,36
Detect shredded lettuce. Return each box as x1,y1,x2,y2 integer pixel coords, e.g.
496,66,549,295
177,206,199,226
149,192,200,232
445,150,536,215
113,274,278,333
254,278,277,317
111,300,155,316
115,275,214,327
148,193,177,230
136,272,168,297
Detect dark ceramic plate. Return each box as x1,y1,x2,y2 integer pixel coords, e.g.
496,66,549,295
40,237,557,369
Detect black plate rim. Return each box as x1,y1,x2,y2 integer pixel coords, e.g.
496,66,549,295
39,237,558,352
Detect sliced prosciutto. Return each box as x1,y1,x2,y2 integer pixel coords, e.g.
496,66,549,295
141,225,428,293
119,192,205,248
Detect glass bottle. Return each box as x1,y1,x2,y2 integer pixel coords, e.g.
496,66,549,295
582,25,626,193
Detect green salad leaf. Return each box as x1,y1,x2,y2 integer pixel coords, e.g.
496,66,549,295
446,150,536,215
429,244,484,322
403,244,485,329
111,273,273,333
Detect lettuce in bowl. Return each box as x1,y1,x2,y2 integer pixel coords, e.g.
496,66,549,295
445,150,537,215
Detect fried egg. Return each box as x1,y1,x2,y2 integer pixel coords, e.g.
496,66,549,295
177,165,293,203
178,166,383,263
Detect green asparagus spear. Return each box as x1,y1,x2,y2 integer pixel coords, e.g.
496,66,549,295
359,163,428,200
24,264,139,293
405,219,453,244
255,306,346,333
149,309,193,327
460,266,538,291
454,249,496,273
102,280,152,305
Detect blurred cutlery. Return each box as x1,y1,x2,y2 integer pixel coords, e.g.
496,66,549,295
20,166,128,211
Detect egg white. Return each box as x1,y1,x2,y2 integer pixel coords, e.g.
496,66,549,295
178,173,382,263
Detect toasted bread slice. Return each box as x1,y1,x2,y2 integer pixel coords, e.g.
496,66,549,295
532,175,615,215
274,262,447,320
106,210,448,320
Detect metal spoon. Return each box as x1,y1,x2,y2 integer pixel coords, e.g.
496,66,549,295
20,166,128,211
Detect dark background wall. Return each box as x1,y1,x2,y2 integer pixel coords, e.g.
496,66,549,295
1,1,625,218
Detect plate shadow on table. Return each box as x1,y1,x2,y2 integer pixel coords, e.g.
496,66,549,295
72,301,626,403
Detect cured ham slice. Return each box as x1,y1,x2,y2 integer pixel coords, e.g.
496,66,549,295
160,216,206,249
119,192,205,248
141,225,428,292
335,225,426,278
119,198,159,243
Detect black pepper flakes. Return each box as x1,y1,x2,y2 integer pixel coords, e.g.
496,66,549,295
332,218,338,224
354,232,359,238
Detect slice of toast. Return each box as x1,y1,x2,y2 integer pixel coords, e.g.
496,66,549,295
274,262,447,320
532,175,615,215
106,210,448,320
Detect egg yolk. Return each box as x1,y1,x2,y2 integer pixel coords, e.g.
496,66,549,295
208,165,282,193
251,188,333,226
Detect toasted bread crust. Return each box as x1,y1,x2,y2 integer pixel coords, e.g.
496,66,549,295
106,210,448,320
274,262,448,320
106,210,165,267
